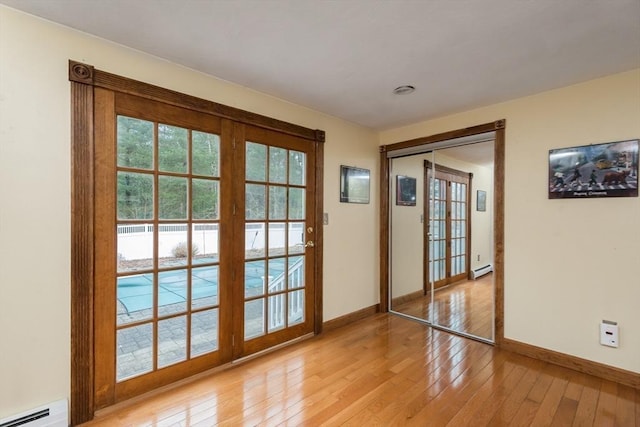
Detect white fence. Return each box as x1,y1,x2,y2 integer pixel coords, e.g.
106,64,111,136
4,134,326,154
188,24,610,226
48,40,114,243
117,223,305,260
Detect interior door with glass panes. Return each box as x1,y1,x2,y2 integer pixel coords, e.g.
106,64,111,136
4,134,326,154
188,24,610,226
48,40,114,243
235,125,315,357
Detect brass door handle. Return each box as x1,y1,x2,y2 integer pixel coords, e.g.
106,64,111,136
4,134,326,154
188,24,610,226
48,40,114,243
305,240,315,248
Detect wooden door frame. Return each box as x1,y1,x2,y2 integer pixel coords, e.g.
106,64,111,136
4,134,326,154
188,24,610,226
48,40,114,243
69,60,325,425
231,125,319,359
379,120,505,343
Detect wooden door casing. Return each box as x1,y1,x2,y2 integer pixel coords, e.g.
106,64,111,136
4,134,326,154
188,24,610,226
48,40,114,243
72,61,324,421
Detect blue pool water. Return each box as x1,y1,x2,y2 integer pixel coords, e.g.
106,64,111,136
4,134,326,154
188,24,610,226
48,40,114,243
117,261,288,313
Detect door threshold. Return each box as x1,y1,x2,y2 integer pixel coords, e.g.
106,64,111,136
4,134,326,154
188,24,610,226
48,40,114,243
233,332,315,365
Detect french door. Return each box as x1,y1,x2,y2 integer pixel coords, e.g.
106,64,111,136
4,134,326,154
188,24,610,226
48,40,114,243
93,91,316,406
233,125,316,357
425,162,471,290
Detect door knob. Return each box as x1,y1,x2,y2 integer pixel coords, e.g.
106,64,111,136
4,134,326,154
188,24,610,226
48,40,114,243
305,240,315,248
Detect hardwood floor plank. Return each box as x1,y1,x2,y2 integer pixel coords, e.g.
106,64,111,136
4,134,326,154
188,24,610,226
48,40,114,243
258,374,349,424
636,387,640,426
615,384,637,427
500,365,559,427
347,339,492,425
563,375,585,402
386,341,498,424
593,379,618,426
413,346,504,421
301,371,395,425
488,358,545,425
466,365,529,426
572,374,601,426
339,409,385,427
328,377,412,426
79,313,638,427
443,359,516,426
527,369,555,403
509,398,542,427
550,396,578,426
530,376,569,426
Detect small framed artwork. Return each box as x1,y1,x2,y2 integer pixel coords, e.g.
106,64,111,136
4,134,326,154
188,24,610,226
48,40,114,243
396,175,417,206
340,165,370,204
549,139,638,199
477,190,486,211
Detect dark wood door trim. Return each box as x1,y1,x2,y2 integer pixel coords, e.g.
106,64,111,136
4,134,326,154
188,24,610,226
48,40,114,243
70,77,95,427
493,123,505,345
378,146,390,313
313,138,325,334
69,60,320,142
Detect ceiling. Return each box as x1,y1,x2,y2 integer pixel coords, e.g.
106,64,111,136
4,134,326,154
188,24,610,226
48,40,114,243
2,0,639,130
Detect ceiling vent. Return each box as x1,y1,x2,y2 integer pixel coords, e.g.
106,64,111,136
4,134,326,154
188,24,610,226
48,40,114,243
393,85,415,95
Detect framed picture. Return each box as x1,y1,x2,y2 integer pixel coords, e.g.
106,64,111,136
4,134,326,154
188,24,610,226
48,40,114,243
396,175,417,206
340,165,370,203
477,190,486,211
549,139,638,199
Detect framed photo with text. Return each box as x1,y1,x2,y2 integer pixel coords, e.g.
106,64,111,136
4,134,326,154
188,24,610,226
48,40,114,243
549,139,638,199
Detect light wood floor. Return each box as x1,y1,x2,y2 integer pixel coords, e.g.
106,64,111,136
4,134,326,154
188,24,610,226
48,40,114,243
393,274,494,340
81,313,639,426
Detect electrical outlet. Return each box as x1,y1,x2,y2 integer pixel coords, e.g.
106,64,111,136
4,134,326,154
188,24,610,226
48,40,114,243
323,212,329,225
600,320,619,348
477,254,480,261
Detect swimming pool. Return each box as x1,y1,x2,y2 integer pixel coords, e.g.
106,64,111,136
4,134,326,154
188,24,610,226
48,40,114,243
117,261,288,314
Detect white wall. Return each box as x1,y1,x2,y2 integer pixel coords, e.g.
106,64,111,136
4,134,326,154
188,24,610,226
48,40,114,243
0,6,379,418
381,69,640,374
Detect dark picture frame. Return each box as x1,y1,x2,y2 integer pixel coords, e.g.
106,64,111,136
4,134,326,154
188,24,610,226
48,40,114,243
549,139,638,199
340,165,370,204
477,190,486,211
396,175,417,206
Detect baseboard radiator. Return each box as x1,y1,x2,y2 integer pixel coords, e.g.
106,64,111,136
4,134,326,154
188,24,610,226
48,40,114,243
471,264,493,280
0,400,67,427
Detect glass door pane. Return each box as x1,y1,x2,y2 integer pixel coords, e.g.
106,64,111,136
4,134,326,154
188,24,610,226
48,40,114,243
115,115,222,383
430,178,447,286
451,182,467,276
240,128,314,356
